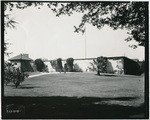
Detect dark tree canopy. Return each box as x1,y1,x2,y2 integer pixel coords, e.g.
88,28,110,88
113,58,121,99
34,59,46,72
4,62,29,88
66,58,74,72
96,56,107,75
57,58,63,72
53,2,147,47
4,2,148,48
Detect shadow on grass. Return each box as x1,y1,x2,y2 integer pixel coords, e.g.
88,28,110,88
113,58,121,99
2,96,146,119
5,84,41,89
18,86,41,89
95,74,118,77
104,74,118,77
6,84,31,87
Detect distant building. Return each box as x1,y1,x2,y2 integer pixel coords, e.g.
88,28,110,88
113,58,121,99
9,54,34,72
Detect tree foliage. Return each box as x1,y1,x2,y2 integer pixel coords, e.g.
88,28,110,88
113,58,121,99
57,58,63,72
50,58,63,72
4,2,147,48
4,2,43,55
96,56,107,75
34,59,46,72
53,2,147,47
4,62,29,88
63,63,68,73
66,58,74,72
88,60,98,72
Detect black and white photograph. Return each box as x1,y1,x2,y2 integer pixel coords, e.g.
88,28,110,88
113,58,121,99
1,1,149,119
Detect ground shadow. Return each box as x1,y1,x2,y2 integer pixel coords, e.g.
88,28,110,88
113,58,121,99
100,97,137,101
95,74,117,77
2,96,146,119
6,84,40,89
6,84,31,87
17,86,41,89
104,74,117,77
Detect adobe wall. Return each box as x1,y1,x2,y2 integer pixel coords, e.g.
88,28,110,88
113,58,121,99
44,57,140,75
73,59,96,72
44,62,56,72
45,58,125,73
106,58,124,74
123,57,141,75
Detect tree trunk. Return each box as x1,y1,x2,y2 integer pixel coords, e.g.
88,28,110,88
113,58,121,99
97,70,100,75
15,81,20,88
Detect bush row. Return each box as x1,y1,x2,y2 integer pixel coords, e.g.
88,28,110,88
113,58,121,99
50,58,82,72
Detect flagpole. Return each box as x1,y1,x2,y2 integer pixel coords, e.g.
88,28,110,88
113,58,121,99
85,24,86,59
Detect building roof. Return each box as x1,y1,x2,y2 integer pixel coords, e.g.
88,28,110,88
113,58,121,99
9,54,33,61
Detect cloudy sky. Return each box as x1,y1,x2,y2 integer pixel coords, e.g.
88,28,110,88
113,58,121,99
5,3,145,61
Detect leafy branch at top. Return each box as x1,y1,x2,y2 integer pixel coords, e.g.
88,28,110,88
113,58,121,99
4,2,147,48
53,2,147,47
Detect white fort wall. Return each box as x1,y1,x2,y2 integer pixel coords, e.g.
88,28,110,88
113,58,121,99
73,59,124,73
74,59,95,72
44,62,56,72
43,58,124,74
106,59,124,74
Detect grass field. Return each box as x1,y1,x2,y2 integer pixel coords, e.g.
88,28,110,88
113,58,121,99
3,72,146,118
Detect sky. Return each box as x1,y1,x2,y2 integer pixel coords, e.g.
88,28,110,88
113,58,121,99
5,3,145,61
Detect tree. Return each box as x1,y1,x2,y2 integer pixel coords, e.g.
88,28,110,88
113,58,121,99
66,58,74,72
4,2,148,48
64,63,68,73
34,59,46,72
4,62,29,88
57,58,63,72
53,2,147,48
96,56,107,75
3,2,43,55
88,60,98,72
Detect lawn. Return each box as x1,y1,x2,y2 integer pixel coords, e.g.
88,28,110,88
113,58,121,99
3,72,146,118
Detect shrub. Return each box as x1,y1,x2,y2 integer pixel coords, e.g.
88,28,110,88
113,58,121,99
96,56,107,75
4,62,29,88
88,60,98,72
66,58,74,72
34,59,46,72
42,65,49,73
57,58,63,72
74,63,83,72
63,63,68,73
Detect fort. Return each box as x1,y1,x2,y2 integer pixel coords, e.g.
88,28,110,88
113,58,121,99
9,54,142,75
